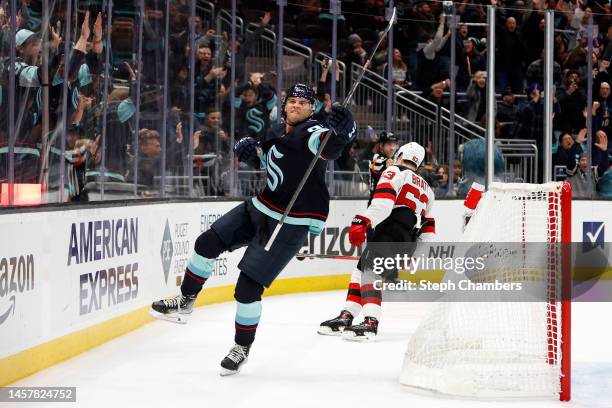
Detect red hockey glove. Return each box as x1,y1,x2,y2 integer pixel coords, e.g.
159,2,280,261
349,215,371,247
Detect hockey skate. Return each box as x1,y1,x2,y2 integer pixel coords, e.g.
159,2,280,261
220,344,251,376
149,294,196,324
318,310,354,336
342,316,378,342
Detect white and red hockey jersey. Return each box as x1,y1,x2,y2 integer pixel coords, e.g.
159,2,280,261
360,165,436,241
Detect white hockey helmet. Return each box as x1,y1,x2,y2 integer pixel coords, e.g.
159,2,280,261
396,142,425,168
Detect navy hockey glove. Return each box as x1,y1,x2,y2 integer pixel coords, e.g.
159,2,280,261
234,137,262,168
327,105,356,143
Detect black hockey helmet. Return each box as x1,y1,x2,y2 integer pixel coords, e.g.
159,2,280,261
378,131,398,144
282,83,316,119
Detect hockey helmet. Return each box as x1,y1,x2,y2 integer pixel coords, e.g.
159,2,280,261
396,142,425,168
378,131,398,145
282,83,316,119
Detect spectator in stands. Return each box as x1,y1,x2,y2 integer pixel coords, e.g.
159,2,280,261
456,38,485,92
553,131,583,177
497,88,519,124
314,59,338,123
433,164,450,198
568,153,597,197
597,168,612,197
189,108,229,157
522,14,545,64
592,130,610,173
415,14,450,92
231,72,276,141
426,79,450,108
410,1,436,41
596,59,611,90
465,71,487,123
526,49,562,87
221,11,271,84
195,44,225,116
554,33,568,66
136,129,162,188
382,48,410,87
349,0,387,32
496,16,527,93
515,82,545,140
3,12,90,184
515,82,561,181
592,81,611,136
346,33,368,69
556,70,587,135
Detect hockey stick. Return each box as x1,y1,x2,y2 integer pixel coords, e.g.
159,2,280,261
264,7,397,251
295,253,360,261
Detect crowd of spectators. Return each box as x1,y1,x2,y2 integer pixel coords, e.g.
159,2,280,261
1,0,611,201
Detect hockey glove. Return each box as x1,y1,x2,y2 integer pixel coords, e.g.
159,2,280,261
348,215,371,247
234,137,262,169
327,104,356,144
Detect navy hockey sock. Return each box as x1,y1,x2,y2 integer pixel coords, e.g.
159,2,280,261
234,273,264,346
181,228,227,296
181,253,214,296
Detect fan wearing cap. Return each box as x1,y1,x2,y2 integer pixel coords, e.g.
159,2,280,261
318,142,436,341
1,13,91,137
368,131,398,205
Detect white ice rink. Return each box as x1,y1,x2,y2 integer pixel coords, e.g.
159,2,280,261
11,291,612,408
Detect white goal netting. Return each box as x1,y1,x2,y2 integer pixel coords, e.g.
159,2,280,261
400,182,571,399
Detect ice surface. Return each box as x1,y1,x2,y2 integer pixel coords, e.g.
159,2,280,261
11,291,612,408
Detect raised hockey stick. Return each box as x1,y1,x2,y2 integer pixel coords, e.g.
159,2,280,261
264,7,397,251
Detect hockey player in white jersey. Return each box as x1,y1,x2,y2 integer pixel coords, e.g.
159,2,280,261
319,141,436,341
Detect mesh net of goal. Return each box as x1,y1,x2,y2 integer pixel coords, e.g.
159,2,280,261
399,182,570,399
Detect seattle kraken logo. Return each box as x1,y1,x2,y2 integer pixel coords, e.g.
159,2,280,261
266,146,284,191
247,108,264,133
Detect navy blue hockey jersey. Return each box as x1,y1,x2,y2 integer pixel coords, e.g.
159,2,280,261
251,118,354,234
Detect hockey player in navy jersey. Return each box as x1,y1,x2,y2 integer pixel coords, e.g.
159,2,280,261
150,83,356,375
318,142,436,341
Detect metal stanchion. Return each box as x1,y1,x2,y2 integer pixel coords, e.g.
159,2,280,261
543,10,554,183
485,5,496,187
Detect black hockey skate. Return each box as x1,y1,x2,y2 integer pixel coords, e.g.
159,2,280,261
317,310,354,336
220,344,251,376
149,294,196,324
342,316,378,342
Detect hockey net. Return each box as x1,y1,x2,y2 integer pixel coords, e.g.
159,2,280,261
399,182,571,400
